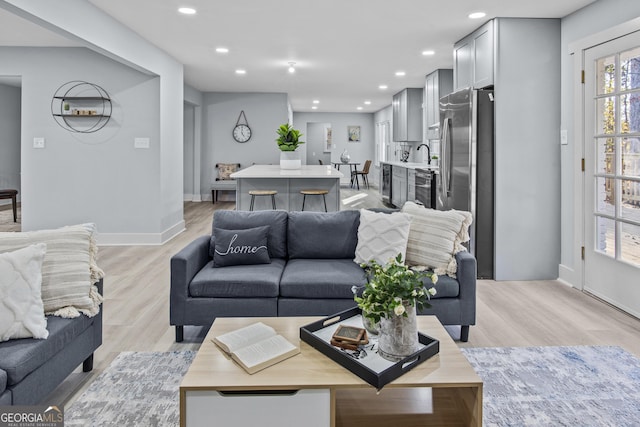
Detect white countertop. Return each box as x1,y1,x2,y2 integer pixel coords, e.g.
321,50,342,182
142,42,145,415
381,161,439,170
231,164,344,179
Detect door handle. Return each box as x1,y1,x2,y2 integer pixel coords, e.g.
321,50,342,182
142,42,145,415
441,118,452,196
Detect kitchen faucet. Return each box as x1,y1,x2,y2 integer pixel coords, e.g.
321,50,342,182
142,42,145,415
416,143,431,164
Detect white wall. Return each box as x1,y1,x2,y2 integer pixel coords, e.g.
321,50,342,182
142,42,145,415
0,82,21,205
559,0,640,285
294,112,376,185
183,103,195,198
201,92,289,200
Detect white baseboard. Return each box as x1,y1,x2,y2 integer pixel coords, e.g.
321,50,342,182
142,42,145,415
558,264,578,289
183,194,203,202
97,220,185,246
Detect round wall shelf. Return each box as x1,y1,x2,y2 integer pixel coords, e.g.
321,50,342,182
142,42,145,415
51,81,112,133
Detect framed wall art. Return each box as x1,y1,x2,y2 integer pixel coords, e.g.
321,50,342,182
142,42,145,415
348,125,361,142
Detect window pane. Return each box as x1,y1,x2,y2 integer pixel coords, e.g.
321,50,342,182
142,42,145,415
596,55,616,95
596,97,616,135
620,47,640,91
595,215,615,257
596,177,615,215
621,222,640,266
622,137,640,178
621,179,640,220
620,92,640,133
596,137,615,175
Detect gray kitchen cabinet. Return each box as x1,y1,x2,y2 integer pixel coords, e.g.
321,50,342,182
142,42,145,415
392,88,423,142
391,165,408,207
407,168,416,203
424,69,453,140
453,20,494,90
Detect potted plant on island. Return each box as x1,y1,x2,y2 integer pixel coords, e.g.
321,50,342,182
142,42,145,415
353,254,437,361
276,123,304,169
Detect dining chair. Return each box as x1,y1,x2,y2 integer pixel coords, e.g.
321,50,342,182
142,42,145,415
351,160,372,190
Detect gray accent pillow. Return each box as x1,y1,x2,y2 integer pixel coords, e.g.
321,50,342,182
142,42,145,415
213,210,288,259
287,210,360,259
212,226,271,267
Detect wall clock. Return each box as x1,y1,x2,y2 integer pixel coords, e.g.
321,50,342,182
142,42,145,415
233,110,252,143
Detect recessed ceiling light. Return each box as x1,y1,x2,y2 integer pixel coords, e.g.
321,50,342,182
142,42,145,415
215,47,229,53
313,100,320,104
312,106,318,110
288,62,296,73
364,100,371,105
178,7,196,15
379,85,388,90
235,69,246,75
469,12,486,19
422,50,435,56
357,106,363,111
395,71,406,77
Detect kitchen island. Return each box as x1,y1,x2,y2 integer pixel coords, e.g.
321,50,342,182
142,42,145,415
230,164,343,212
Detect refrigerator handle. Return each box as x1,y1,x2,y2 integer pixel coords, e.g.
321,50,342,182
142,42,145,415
441,117,452,196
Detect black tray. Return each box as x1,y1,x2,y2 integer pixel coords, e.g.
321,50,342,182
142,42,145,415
299,307,439,389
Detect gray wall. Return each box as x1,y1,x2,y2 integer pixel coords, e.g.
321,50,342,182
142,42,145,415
559,0,640,283
305,122,332,165
183,103,195,198
0,47,162,236
294,112,376,185
0,82,21,205
201,92,289,200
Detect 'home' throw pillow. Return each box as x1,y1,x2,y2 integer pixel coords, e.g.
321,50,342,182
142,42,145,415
401,201,473,277
354,209,411,265
212,226,271,267
0,243,49,342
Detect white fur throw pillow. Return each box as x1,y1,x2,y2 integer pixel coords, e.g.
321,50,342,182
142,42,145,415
401,201,473,277
0,224,104,318
0,243,49,342
354,209,411,265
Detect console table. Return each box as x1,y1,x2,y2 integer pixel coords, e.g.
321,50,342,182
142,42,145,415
179,316,482,427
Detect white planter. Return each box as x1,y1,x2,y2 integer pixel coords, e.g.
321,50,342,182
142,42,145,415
280,151,301,169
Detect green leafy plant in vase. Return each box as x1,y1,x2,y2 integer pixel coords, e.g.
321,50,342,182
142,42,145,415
276,123,304,169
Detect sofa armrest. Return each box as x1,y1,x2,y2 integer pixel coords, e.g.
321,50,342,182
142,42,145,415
170,235,211,325
455,251,477,325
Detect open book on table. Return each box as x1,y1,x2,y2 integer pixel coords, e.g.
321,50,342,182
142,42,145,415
213,322,300,374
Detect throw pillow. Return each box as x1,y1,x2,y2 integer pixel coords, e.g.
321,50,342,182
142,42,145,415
213,226,271,267
354,209,411,265
401,201,473,277
217,163,240,180
0,243,48,342
0,224,104,318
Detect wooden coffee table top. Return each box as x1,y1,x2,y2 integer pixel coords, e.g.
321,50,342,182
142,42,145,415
180,316,481,392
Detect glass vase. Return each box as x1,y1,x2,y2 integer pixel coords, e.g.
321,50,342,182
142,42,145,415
378,303,419,362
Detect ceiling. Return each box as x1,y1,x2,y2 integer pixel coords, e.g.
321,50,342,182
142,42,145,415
1,0,596,112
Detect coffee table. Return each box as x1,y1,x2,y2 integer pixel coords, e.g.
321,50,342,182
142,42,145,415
179,316,482,427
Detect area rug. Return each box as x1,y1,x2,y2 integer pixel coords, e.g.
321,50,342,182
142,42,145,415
460,346,640,426
65,346,640,426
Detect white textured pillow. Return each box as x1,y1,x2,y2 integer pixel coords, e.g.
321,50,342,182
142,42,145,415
401,201,473,277
0,243,49,342
354,209,411,265
0,224,104,318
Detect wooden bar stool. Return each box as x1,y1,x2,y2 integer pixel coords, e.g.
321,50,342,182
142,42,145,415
249,190,277,211
0,189,18,222
300,189,329,212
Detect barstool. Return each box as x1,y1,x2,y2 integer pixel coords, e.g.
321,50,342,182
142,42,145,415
249,190,277,211
0,189,18,222
300,189,329,212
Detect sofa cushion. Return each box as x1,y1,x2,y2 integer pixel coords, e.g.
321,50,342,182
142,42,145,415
189,259,285,298
422,272,459,298
280,259,367,298
212,226,270,267
354,209,411,265
0,369,6,394
0,314,94,386
213,210,288,259
0,244,48,342
401,201,473,277
287,211,360,259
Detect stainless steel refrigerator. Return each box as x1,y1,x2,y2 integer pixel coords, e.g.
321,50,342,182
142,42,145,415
437,88,494,279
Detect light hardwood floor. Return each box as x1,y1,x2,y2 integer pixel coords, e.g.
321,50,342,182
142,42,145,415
4,190,640,406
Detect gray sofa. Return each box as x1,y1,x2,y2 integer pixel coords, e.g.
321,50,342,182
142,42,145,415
170,210,476,343
0,280,102,405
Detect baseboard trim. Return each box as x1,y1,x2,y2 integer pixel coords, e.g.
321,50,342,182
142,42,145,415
97,220,185,246
558,264,578,289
